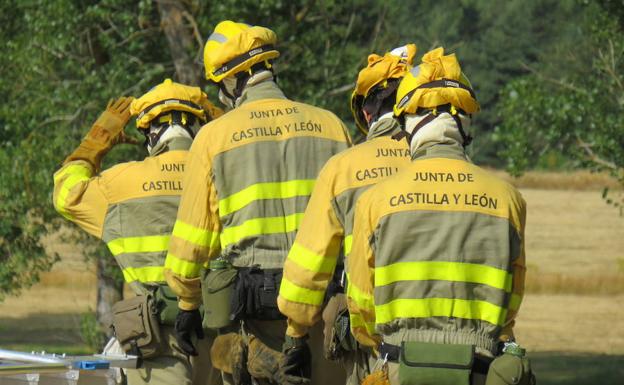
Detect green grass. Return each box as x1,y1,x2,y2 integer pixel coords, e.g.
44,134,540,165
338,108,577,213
0,343,93,356
532,352,624,385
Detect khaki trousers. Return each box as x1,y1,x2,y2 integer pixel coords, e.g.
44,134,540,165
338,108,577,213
221,319,345,385
126,326,222,385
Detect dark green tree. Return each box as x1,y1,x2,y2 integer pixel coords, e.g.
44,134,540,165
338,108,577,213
495,1,624,209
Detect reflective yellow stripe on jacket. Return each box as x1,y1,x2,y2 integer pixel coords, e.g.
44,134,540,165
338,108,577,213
219,179,316,217
54,162,94,221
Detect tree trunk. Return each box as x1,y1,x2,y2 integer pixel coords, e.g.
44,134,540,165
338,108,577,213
156,0,204,86
96,256,123,338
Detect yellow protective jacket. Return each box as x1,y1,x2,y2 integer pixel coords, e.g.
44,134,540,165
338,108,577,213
277,117,411,337
164,81,352,310
53,138,192,294
346,142,526,354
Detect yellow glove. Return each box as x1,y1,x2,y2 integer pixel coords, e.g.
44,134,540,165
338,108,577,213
201,98,225,121
64,96,137,171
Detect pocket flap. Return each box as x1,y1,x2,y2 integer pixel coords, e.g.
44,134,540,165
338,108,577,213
203,268,238,294
401,342,474,369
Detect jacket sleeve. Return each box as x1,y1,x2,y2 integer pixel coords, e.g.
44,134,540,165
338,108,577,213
501,195,527,341
278,164,343,337
346,191,380,348
164,141,222,311
52,160,109,238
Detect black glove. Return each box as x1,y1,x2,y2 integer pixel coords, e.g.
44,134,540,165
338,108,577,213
174,309,204,356
278,335,311,385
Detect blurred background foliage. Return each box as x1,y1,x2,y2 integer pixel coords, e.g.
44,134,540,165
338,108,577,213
0,0,622,301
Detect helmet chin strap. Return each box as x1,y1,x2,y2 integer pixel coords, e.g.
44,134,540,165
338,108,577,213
217,66,275,108
393,105,472,147
146,124,193,155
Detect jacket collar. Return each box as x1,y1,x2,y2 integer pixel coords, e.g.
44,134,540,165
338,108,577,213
411,142,469,162
366,114,401,140
238,80,287,106
149,136,192,156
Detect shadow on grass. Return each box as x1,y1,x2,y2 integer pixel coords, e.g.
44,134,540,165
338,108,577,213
0,313,93,355
2,314,624,382
531,352,624,385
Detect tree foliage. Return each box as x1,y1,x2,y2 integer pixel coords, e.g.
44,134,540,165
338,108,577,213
495,1,624,208
1,0,620,297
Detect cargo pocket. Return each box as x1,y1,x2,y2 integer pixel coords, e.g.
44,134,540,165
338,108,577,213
111,294,162,359
399,342,473,385
202,265,238,329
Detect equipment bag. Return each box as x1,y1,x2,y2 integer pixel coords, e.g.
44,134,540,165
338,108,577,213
111,294,162,359
230,267,285,321
202,262,238,329
399,342,473,385
485,346,536,385
153,285,179,326
322,293,357,360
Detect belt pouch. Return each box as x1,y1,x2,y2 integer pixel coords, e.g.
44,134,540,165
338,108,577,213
154,285,179,326
202,265,238,329
399,342,473,385
111,294,162,359
230,267,286,321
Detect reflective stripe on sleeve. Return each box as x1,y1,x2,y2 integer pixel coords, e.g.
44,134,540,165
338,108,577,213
279,276,325,306
107,235,170,256
122,266,165,283
286,242,337,274
54,164,93,220
220,212,305,247
375,298,508,326
164,252,204,278
509,293,522,311
218,179,316,217
343,234,353,256
374,261,513,292
349,312,376,335
171,220,220,250
347,280,375,312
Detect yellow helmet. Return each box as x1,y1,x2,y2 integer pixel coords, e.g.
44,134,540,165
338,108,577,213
130,79,211,130
393,47,479,118
350,44,417,135
203,20,280,83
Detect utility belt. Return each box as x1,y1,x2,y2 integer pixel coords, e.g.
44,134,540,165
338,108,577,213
110,284,179,361
201,261,285,330
372,341,535,385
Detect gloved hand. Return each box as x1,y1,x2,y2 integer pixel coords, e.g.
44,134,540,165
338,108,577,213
201,98,225,121
277,335,311,385
174,308,204,356
64,96,137,170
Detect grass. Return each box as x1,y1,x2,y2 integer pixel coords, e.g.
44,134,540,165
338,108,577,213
491,169,622,191
531,352,624,385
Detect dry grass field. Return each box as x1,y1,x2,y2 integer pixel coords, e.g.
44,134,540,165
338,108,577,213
0,170,623,383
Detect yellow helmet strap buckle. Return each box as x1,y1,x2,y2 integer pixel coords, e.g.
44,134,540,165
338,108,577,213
145,111,196,148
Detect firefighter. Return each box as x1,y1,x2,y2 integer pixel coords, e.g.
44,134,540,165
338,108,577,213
162,21,351,385
277,44,416,385
346,47,532,385
53,79,223,385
